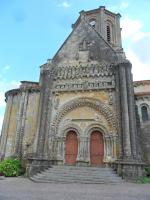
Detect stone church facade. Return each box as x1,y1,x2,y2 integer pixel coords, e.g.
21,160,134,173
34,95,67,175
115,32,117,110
0,7,148,180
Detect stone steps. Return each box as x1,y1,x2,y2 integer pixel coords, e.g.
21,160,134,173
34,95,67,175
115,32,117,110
31,165,124,184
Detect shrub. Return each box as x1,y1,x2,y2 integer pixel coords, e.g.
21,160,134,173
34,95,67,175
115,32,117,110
145,167,150,177
141,177,150,183
0,158,22,177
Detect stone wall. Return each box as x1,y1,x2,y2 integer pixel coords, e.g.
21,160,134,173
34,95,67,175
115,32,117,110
22,91,40,158
134,80,150,164
140,122,150,164
0,82,40,159
0,91,20,158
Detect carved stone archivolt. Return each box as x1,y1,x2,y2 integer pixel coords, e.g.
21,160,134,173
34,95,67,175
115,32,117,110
85,123,109,137
84,123,118,161
49,120,118,161
62,123,82,138
49,97,118,137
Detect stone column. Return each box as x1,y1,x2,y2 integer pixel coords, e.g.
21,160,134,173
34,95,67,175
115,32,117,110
57,137,64,160
36,62,54,158
115,14,122,48
113,136,117,159
77,136,89,163
0,95,13,159
115,64,123,158
125,63,138,159
108,137,111,157
87,137,90,162
110,136,114,158
111,137,114,158
105,137,110,158
99,6,105,38
104,137,107,161
118,62,132,158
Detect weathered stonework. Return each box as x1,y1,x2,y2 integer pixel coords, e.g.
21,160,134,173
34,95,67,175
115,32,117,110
0,82,40,159
0,7,147,181
134,80,150,164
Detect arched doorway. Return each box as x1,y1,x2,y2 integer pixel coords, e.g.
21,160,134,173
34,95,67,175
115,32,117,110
65,131,78,165
90,131,104,166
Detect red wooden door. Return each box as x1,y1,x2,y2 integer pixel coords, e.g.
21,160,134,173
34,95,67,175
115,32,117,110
90,131,104,166
65,131,78,165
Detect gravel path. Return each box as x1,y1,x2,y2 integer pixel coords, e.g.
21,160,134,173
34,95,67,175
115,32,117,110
0,177,150,200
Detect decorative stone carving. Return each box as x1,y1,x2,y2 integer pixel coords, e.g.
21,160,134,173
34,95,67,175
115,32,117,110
79,38,90,51
61,123,82,137
49,97,118,137
77,136,89,161
75,53,79,60
94,114,103,123
136,96,150,101
53,63,115,92
55,63,114,80
53,93,60,110
53,79,115,92
108,89,113,105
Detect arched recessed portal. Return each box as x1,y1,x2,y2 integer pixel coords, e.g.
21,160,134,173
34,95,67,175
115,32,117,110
65,131,78,165
90,131,104,166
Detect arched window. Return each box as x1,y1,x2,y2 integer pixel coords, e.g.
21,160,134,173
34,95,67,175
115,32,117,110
107,25,111,43
106,21,113,44
89,19,96,28
141,105,149,122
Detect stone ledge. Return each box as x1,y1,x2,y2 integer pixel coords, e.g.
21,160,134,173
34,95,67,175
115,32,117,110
113,160,146,182
26,158,52,177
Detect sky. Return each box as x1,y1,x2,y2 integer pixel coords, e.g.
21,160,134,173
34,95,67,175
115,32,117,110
0,0,150,132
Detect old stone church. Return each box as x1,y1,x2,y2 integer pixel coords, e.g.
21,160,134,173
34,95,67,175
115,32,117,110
0,7,149,181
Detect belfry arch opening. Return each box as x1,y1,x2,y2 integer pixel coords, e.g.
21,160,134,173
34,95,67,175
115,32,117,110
106,20,114,44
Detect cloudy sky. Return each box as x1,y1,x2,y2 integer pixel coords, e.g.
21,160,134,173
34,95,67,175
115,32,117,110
0,0,150,132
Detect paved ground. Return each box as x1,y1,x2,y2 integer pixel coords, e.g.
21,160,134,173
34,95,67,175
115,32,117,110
0,177,150,200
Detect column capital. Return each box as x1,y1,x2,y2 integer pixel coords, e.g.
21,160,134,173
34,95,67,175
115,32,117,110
117,59,132,67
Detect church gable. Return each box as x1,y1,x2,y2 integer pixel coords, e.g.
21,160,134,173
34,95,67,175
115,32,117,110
51,17,117,93
53,16,118,66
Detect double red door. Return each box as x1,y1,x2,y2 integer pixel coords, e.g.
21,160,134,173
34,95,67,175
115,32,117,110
65,130,104,166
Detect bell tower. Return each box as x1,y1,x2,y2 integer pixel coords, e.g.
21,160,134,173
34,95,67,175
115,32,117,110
74,6,122,50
